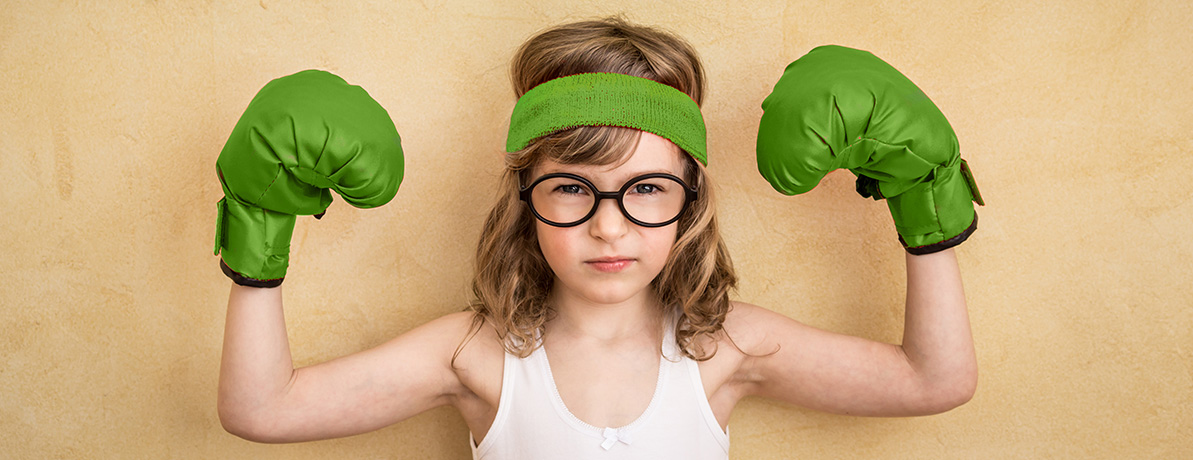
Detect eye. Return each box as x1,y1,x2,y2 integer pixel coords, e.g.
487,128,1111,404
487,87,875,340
554,183,587,195
631,182,664,195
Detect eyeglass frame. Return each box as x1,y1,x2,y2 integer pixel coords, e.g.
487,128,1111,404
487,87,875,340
519,172,698,228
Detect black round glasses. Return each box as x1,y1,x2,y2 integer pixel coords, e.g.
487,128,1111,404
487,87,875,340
519,172,698,228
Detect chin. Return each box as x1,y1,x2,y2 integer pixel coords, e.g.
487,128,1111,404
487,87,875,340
582,281,655,305
582,291,634,305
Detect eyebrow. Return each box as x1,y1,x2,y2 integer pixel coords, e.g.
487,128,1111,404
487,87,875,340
537,168,680,184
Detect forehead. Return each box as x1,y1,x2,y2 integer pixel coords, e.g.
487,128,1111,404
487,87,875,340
535,131,687,184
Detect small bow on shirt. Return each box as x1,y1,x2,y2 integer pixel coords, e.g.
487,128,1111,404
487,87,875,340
600,427,634,450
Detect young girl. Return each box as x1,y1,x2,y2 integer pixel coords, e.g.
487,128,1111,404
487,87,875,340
217,16,977,459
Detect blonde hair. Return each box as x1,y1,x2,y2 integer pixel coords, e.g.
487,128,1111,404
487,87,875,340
457,15,737,363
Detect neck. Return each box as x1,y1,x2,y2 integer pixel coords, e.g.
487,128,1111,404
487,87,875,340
545,286,666,344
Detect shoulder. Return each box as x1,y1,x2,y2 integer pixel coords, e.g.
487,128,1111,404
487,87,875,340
424,311,506,374
708,301,804,390
374,311,504,432
687,301,781,408
718,301,782,356
684,301,775,364
434,311,505,408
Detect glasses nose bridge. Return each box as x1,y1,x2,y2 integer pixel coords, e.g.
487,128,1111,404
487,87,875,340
592,189,622,203
587,188,632,239
591,189,627,218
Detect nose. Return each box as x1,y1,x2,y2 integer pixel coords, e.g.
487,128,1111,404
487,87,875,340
588,197,629,241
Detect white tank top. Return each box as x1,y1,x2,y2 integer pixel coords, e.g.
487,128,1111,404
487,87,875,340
470,318,730,459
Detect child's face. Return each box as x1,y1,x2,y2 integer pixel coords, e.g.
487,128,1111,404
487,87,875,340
533,131,687,308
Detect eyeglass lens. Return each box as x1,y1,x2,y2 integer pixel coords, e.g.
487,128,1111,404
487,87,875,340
528,175,687,226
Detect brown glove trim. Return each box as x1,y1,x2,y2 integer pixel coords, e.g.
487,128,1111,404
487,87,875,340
220,258,284,288
902,213,978,255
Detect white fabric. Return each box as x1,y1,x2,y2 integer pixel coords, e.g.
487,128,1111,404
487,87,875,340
470,317,730,459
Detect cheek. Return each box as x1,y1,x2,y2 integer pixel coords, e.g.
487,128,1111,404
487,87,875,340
643,227,679,268
534,222,571,270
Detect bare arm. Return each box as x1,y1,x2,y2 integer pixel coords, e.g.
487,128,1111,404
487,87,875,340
217,283,470,442
218,284,293,439
900,247,977,410
737,247,976,416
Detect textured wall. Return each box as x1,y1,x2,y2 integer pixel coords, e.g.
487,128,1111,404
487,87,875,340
2,0,1190,458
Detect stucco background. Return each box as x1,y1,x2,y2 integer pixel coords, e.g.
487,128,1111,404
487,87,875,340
2,0,1190,458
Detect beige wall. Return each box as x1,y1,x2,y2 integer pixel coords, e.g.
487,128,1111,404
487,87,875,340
3,0,1190,458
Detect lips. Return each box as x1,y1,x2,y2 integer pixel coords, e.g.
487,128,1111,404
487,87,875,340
585,257,635,273
587,256,633,263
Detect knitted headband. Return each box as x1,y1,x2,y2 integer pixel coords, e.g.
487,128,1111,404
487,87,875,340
505,72,708,165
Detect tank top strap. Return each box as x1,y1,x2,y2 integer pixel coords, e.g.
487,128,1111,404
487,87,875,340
660,308,683,362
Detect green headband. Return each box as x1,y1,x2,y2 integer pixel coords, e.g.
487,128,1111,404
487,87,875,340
506,72,707,165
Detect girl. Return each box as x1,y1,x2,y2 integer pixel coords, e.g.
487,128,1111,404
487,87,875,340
217,15,977,459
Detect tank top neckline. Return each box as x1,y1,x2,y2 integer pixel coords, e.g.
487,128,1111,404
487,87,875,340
533,317,679,444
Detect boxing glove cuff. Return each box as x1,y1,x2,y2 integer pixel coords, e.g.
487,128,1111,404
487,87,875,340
214,196,297,286
886,159,983,254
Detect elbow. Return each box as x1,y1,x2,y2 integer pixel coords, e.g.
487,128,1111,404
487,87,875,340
219,411,287,444
920,367,978,414
936,376,977,412
218,397,286,443
219,415,253,441
218,400,260,442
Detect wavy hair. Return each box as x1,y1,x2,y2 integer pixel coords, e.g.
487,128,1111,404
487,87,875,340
457,15,738,363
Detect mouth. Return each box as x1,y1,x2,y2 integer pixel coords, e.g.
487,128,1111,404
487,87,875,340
585,257,635,273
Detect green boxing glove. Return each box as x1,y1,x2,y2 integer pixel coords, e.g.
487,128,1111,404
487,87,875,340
757,45,984,255
213,69,404,287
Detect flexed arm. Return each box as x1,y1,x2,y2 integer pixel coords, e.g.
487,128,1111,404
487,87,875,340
218,284,473,442
214,70,467,442
733,46,978,415
732,248,974,416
